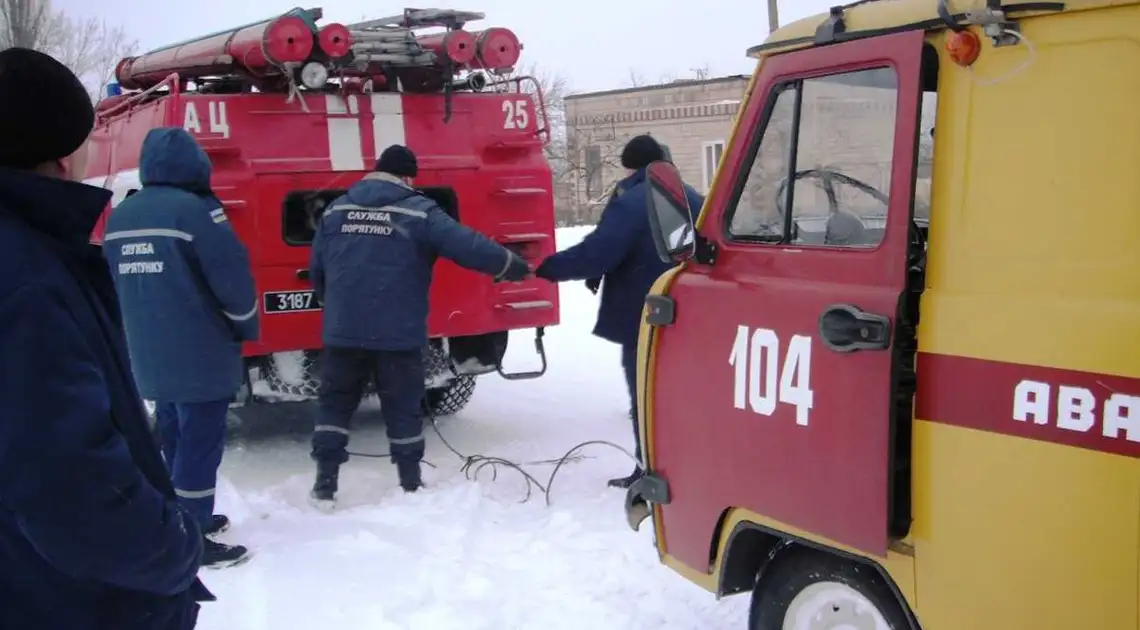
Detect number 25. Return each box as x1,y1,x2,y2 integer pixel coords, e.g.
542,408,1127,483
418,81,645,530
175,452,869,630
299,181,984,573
729,325,814,426
502,99,529,129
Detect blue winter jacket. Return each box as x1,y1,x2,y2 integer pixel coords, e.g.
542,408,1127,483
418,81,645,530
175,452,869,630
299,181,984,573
538,168,704,347
310,172,515,350
104,127,259,403
0,167,211,629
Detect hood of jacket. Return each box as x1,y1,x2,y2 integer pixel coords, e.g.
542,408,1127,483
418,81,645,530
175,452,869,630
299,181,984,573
138,127,212,193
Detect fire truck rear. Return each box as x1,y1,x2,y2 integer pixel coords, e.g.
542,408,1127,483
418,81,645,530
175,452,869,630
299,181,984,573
83,7,559,418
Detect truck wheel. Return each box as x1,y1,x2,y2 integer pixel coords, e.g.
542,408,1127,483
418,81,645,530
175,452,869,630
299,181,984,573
424,375,476,417
263,350,322,399
749,547,910,630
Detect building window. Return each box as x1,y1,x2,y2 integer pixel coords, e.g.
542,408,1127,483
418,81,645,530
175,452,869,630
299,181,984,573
585,145,602,198
702,140,725,193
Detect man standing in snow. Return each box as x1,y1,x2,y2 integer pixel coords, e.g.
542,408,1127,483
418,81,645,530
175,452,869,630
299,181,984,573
308,144,531,507
104,127,258,569
0,48,211,628
535,134,704,489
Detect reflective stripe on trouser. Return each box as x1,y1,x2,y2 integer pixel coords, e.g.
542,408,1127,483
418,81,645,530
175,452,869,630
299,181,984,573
620,343,641,461
154,398,230,531
312,346,426,465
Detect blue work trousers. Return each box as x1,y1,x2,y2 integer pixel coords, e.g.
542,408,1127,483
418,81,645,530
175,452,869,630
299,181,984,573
621,342,641,461
312,346,426,466
154,399,229,531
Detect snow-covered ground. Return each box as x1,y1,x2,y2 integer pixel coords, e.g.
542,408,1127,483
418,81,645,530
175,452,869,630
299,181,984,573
197,226,749,630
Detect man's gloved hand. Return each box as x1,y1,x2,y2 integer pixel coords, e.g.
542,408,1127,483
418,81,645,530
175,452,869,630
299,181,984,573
534,259,557,281
497,251,532,282
584,277,601,294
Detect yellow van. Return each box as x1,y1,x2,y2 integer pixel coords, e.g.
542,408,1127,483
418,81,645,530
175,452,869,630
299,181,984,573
626,1,1140,628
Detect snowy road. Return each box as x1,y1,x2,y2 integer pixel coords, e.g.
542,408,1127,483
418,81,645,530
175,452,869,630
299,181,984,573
196,227,749,630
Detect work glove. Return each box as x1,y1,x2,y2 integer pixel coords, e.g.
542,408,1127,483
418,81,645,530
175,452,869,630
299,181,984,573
584,277,601,294
497,251,531,282
534,259,557,282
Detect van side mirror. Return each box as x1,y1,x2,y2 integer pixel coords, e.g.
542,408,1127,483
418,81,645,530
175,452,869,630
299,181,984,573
645,161,696,264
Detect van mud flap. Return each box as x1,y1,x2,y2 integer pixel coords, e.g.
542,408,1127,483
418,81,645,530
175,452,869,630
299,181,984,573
624,472,670,532
497,327,547,380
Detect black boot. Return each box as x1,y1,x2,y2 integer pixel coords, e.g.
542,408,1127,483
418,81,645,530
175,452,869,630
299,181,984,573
310,461,340,508
202,536,250,569
607,467,644,489
396,459,422,493
204,514,230,537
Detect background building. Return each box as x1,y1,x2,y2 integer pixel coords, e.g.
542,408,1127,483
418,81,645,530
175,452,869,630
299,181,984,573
561,75,749,224
557,73,934,230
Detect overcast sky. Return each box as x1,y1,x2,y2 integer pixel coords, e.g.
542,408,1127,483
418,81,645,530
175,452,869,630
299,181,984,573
59,0,837,94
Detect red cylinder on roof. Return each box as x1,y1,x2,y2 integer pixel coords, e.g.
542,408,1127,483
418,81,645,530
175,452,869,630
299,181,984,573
473,28,520,69
416,30,477,66
115,13,316,90
318,23,352,58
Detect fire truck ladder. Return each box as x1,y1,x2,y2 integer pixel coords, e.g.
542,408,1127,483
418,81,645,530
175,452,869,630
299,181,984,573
344,8,485,68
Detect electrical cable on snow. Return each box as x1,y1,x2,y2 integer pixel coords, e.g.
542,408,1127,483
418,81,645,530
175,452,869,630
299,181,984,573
347,402,642,505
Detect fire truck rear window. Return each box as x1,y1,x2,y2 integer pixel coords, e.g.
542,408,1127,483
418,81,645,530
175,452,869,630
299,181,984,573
282,187,459,245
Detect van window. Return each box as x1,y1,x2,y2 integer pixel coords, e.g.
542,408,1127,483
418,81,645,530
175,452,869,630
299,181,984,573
727,67,899,248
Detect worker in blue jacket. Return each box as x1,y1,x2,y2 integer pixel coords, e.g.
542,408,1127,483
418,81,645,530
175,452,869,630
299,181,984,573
0,48,210,629
103,127,258,568
535,134,704,489
309,144,530,507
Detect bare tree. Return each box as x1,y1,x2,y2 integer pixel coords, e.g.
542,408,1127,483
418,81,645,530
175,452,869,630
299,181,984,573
509,62,585,224
626,68,645,87
0,0,50,49
508,63,642,225
0,0,137,98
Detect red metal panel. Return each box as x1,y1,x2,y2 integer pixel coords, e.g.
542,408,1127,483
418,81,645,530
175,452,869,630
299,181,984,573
402,92,559,338
649,29,926,564
917,353,1140,459
85,88,558,358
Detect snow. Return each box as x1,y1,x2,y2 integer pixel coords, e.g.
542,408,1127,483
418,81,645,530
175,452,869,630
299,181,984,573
197,226,749,629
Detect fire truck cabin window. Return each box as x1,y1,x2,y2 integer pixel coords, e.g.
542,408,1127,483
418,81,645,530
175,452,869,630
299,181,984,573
727,67,899,247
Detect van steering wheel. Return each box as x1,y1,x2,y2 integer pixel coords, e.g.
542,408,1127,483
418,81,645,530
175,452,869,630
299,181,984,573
774,168,887,226
775,168,925,259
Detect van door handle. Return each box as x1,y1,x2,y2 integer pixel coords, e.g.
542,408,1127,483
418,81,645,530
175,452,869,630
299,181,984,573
818,304,892,353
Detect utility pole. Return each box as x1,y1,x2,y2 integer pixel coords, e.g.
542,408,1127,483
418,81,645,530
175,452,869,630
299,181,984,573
767,0,780,33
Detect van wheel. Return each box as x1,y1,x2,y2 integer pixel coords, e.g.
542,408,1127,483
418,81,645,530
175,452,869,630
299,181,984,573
750,548,910,630
424,376,476,417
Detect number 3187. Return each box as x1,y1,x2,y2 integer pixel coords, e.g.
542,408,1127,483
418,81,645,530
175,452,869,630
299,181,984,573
728,325,814,426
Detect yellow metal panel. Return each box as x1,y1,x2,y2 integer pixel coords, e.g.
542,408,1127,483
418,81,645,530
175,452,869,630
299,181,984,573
922,7,1140,375
913,9,1140,628
759,0,1140,54
910,421,1140,629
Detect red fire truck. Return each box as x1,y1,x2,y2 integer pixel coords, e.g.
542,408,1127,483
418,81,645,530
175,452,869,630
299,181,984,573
80,7,558,419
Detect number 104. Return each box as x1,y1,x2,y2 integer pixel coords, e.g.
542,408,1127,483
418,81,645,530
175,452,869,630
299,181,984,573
728,325,814,426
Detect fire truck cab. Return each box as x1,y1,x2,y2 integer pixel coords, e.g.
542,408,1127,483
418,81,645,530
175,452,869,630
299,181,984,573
627,1,1140,628
82,7,558,419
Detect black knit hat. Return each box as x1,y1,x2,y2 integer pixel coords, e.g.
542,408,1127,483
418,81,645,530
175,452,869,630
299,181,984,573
375,144,418,178
620,134,665,170
0,48,94,170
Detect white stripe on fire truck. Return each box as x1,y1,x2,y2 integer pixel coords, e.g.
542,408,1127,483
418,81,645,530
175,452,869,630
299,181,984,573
325,94,365,171
84,168,142,207
370,93,406,159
